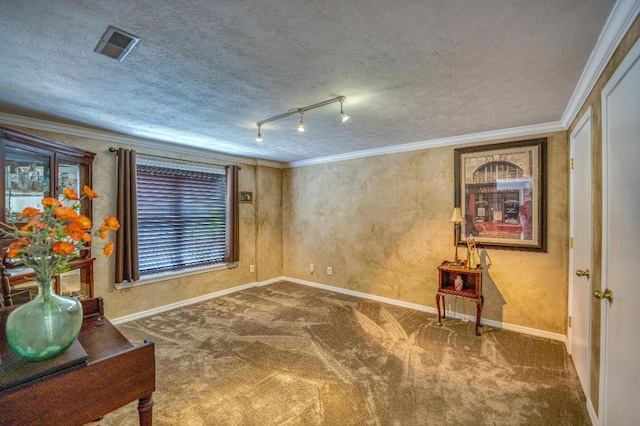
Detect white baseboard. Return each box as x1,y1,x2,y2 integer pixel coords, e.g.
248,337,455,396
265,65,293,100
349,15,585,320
112,276,567,343
284,276,438,313
587,397,598,426
255,276,285,286
284,277,567,343
111,281,260,325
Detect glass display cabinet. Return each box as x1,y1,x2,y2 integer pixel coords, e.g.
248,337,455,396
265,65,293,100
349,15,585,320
0,126,96,301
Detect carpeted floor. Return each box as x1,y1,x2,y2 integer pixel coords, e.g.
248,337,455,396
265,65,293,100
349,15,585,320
96,281,590,425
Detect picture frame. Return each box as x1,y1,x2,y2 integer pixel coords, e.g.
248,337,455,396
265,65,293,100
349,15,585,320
239,191,253,203
454,138,547,252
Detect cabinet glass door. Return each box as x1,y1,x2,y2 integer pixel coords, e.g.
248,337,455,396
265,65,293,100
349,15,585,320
58,160,82,210
4,146,51,223
59,268,91,299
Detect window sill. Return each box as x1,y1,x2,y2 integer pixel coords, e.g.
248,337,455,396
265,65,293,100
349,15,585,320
113,262,238,290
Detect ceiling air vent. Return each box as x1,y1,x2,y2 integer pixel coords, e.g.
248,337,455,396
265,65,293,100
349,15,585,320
94,26,139,61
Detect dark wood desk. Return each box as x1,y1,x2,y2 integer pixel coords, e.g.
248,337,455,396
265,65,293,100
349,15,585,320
0,297,155,426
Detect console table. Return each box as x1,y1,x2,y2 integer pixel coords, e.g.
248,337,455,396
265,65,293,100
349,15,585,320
0,297,155,425
436,261,484,336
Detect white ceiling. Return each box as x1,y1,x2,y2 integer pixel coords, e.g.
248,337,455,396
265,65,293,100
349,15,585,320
0,1,619,164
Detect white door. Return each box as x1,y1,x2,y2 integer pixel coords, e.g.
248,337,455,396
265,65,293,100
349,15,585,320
568,108,592,400
600,37,640,425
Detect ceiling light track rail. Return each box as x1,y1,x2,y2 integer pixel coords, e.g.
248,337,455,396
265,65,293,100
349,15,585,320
256,95,348,142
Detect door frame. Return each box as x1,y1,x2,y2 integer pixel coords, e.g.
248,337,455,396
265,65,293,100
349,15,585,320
567,106,592,398
599,35,640,426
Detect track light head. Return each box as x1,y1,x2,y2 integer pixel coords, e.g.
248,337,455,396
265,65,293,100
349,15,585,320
340,101,350,122
298,112,305,132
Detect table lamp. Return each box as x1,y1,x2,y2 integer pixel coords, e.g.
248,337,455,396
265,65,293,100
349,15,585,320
449,207,464,266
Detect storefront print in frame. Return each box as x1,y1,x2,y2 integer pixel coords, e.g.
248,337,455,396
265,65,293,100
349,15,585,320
454,138,547,252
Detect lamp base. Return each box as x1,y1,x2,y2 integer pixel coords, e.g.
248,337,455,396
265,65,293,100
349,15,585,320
450,222,464,267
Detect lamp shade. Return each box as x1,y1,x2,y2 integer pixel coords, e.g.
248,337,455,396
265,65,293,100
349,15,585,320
450,207,464,223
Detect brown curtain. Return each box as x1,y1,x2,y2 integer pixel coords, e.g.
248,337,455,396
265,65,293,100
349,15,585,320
115,148,140,283
225,165,240,263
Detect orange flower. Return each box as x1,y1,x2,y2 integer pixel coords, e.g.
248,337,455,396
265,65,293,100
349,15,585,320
18,207,43,218
75,215,92,230
42,197,61,207
83,185,99,199
20,219,44,231
103,241,114,257
98,224,109,239
54,206,78,221
103,216,120,231
81,232,93,243
64,223,85,241
7,245,21,259
63,187,79,200
7,241,26,259
52,241,76,255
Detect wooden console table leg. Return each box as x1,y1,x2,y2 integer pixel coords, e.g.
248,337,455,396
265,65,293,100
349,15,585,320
436,294,445,325
138,396,153,426
475,298,483,336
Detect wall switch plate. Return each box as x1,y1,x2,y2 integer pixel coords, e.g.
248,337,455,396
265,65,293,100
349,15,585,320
310,263,314,274
249,265,255,273
327,266,332,275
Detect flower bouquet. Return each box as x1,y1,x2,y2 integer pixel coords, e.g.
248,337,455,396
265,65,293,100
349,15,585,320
1,185,119,361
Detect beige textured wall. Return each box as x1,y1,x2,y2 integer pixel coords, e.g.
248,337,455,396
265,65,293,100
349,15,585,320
256,165,283,281
4,126,283,319
284,132,569,334
567,13,640,413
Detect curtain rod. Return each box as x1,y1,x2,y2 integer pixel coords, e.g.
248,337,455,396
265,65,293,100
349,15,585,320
107,147,239,169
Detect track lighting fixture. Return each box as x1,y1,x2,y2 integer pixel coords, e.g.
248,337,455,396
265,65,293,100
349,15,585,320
340,100,350,122
255,95,348,142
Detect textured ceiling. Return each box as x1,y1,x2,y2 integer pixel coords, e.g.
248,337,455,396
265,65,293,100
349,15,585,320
0,0,616,163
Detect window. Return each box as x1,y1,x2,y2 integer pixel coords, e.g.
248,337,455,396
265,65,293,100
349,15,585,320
136,161,226,276
473,161,524,183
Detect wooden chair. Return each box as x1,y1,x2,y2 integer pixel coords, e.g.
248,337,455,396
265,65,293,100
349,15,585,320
0,236,13,307
0,264,13,307
0,237,28,308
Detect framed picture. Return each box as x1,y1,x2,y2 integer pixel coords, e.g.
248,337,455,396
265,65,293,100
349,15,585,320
454,138,547,252
239,191,253,203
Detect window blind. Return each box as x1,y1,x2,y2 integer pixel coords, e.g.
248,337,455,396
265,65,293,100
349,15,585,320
136,162,226,275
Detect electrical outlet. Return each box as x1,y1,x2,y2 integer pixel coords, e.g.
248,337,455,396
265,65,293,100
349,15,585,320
327,266,332,275
249,265,255,273
310,263,314,274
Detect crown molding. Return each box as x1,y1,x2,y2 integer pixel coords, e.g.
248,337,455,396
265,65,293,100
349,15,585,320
0,110,564,170
286,121,565,168
562,0,640,128
0,112,287,169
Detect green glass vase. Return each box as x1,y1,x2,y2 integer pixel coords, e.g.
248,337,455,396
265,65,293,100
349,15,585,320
5,277,83,361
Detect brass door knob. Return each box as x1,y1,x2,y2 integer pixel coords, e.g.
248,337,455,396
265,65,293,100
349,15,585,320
576,269,590,278
593,289,613,301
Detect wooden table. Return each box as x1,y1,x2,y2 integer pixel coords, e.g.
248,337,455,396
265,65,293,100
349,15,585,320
0,297,155,425
436,261,484,336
